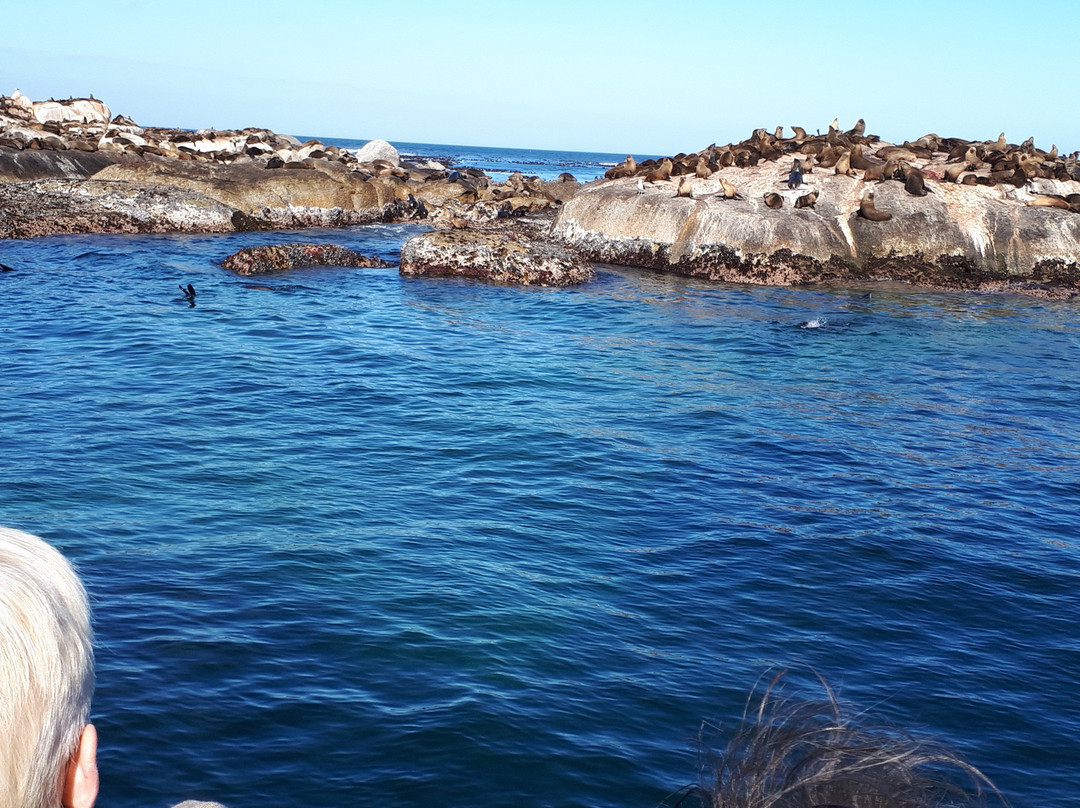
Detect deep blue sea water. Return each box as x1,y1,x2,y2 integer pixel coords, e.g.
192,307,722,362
1,144,1079,808
313,137,640,182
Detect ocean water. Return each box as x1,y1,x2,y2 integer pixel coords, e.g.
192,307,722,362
1,145,1079,808
314,136,642,182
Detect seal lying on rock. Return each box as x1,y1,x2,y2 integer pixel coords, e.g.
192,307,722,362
221,243,391,275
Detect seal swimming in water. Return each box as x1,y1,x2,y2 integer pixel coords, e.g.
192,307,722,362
179,283,196,300
858,192,892,221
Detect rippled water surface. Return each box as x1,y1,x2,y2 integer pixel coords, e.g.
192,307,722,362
1,224,1078,808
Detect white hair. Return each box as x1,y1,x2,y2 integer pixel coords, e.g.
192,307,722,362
0,527,94,808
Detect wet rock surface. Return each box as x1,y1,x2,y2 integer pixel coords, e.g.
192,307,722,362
221,243,392,275
400,227,594,287
0,178,237,238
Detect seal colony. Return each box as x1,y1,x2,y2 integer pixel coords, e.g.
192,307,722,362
3,90,1080,295
556,120,1080,296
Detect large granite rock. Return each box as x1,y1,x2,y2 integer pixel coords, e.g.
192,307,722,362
555,120,1080,294
354,138,399,166
0,148,131,181
31,97,111,125
0,178,237,238
221,243,392,274
400,228,594,286
91,159,397,225
553,170,1080,292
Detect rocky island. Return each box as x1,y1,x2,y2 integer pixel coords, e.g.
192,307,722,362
3,90,1079,295
0,90,574,239
553,122,1080,296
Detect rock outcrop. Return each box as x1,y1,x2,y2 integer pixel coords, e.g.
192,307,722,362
0,92,580,239
0,178,238,238
400,228,594,287
354,138,399,166
555,123,1080,294
221,243,391,275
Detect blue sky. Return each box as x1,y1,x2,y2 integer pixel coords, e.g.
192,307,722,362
3,0,1077,156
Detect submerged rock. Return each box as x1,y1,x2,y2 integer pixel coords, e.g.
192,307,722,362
221,243,392,275
399,228,593,287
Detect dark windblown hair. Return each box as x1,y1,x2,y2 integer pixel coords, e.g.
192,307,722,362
672,670,1008,808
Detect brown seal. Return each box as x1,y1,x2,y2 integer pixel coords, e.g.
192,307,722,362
794,190,819,209
674,176,694,198
643,157,673,183
719,178,741,199
858,192,892,221
834,150,854,176
903,167,928,196
763,192,783,209
1030,195,1070,209
849,144,877,173
845,118,866,138
944,162,970,183
604,155,637,180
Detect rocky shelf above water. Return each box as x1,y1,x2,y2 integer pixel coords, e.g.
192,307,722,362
0,91,580,239
5,93,1080,297
551,123,1080,296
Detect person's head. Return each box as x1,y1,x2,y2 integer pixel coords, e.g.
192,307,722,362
0,526,97,808
677,669,1006,808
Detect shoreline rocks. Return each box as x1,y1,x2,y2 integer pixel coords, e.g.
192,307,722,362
553,176,1080,293
0,92,577,240
5,94,1080,298
400,228,593,287
221,243,392,275
552,123,1080,295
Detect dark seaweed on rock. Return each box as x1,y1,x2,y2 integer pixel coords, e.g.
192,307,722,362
221,243,391,275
